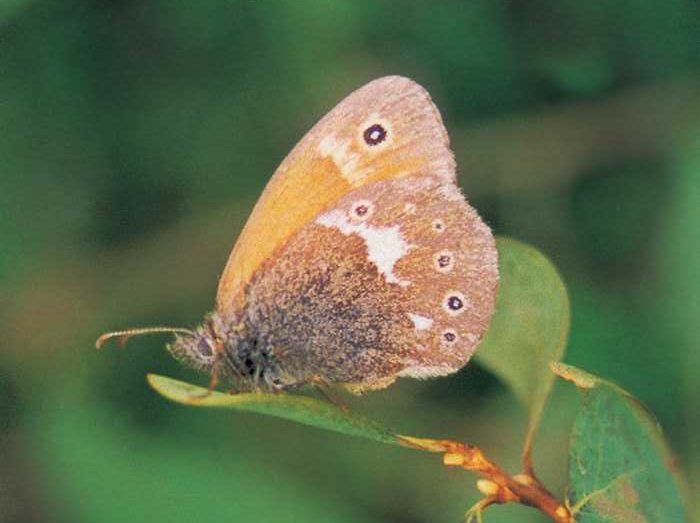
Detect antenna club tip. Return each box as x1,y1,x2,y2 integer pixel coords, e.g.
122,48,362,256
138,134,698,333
95,332,116,350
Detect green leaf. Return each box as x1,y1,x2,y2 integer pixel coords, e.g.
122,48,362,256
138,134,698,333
552,363,688,523
147,374,402,446
474,237,570,460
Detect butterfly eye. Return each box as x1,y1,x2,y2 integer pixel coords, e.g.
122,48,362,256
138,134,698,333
362,123,387,146
433,250,454,273
197,337,213,357
443,291,468,316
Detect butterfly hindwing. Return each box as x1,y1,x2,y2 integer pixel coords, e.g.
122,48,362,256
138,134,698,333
217,76,456,310
241,174,498,392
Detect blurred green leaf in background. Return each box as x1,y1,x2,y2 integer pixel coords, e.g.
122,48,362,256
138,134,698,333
475,237,570,470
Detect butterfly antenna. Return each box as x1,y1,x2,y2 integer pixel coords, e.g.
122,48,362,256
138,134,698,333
95,326,195,350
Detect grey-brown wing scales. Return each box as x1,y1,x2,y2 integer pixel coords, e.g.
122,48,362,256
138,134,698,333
243,174,498,392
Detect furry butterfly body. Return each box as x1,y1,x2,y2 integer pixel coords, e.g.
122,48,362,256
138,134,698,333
107,76,498,393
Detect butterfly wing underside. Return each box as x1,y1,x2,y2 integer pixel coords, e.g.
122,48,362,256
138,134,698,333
217,76,457,310
244,174,498,392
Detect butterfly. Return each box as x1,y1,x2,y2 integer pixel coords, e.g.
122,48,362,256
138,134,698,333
97,76,498,394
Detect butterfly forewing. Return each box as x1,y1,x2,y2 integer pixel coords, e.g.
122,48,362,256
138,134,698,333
240,175,498,392
217,76,456,310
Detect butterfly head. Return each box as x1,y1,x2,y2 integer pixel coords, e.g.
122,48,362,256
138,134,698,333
166,312,288,392
166,319,221,375
96,312,290,392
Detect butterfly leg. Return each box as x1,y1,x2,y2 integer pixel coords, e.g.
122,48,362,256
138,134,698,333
206,361,222,392
189,353,224,401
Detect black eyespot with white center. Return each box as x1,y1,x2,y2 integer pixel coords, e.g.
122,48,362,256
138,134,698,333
349,199,374,222
443,291,468,316
433,250,454,273
442,329,458,345
363,123,387,146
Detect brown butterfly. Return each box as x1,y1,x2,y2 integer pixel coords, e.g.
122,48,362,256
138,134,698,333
97,76,498,394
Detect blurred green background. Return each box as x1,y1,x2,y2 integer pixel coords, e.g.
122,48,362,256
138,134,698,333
1,1,698,522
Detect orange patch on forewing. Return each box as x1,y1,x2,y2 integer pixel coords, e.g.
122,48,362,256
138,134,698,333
222,157,436,309
216,153,423,309
216,76,457,310
217,156,350,308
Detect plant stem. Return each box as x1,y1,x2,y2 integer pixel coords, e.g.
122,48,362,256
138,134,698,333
399,436,574,523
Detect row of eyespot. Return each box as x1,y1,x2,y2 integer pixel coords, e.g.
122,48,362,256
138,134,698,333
346,199,466,348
